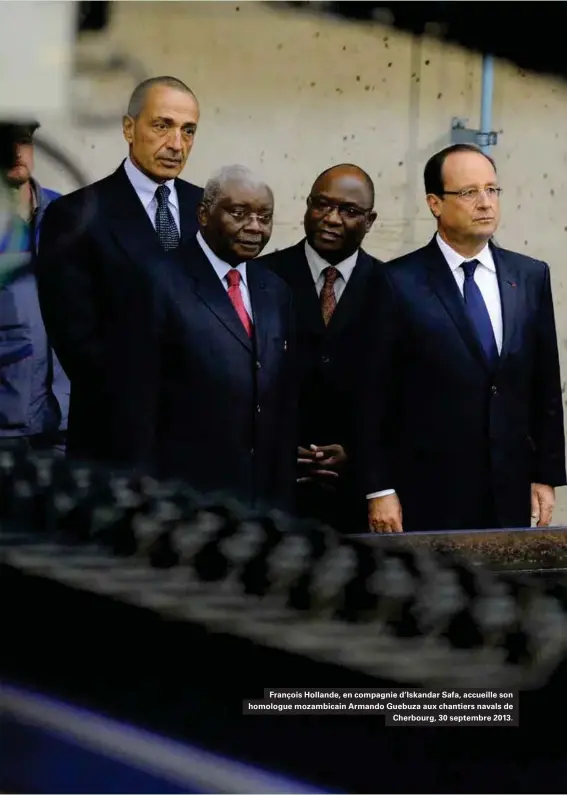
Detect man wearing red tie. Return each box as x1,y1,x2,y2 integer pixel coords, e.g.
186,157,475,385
156,165,297,512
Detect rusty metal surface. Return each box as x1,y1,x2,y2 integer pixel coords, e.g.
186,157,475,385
352,527,567,573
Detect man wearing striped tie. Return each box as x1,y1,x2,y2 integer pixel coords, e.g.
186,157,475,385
259,165,383,533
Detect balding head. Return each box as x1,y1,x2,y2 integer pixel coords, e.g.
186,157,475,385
126,76,197,119
122,76,200,182
198,165,274,265
305,164,377,263
311,164,375,207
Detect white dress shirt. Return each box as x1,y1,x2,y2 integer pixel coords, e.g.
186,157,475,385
367,232,503,501
435,232,503,353
304,240,358,300
123,156,181,234
196,231,253,319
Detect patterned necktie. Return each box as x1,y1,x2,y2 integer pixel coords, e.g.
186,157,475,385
320,266,339,325
461,259,499,364
226,268,253,337
154,184,180,251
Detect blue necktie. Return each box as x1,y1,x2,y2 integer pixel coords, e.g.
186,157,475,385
461,259,499,365
155,184,180,251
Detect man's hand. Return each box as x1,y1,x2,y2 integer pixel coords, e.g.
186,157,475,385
296,444,346,483
531,482,555,527
311,444,347,471
297,445,320,482
368,493,403,533
297,445,319,465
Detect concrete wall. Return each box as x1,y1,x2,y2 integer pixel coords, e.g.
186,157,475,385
34,1,567,520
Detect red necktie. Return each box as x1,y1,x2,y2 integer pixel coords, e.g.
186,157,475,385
226,268,253,337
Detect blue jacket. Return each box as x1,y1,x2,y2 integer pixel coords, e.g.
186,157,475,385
0,181,70,436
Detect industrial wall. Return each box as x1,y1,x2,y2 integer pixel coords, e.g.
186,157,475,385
35,0,567,521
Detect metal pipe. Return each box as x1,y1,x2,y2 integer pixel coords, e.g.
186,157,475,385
479,53,495,152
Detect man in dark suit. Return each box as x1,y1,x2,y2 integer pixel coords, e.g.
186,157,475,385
155,164,296,511
362,143,566,533
36,76,203,468
260,164,382,532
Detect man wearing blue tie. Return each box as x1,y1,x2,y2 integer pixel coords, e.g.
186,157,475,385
361,143,566,532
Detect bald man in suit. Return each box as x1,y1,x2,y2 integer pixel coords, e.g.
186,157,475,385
37,76,202,468
260,164,383,532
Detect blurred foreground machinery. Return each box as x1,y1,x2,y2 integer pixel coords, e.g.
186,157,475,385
1,449,567,792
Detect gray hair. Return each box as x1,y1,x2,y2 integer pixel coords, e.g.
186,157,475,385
202,165,273,207
126,76,197,118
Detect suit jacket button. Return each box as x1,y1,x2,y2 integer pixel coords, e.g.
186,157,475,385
321,355,330,364
256,360,261,369
491,385,498,395
256,405,261,413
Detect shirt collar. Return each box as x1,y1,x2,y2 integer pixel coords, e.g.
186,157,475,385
304,239,359,282
29,178,39,214
123,156,178,211
196,231,248,286
435,232,495,272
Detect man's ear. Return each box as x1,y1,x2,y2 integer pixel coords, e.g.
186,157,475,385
426,192,442,219
122,115,134,145
365,210,378,233
197,201,209,228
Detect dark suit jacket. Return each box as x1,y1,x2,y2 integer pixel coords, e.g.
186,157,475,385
260,240,384,530
36,163,203,469
155,238,297,512
361,236,566,531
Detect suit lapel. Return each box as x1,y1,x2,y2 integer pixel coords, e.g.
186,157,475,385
276,243,378,337
186,242,253,352
101,166,252,349
176,178,199,245
281,243,326,336
326,249,374,337
104,164,200,263
425,238,490,370
247,263,277,363
103,164,169,269
492,243,519,366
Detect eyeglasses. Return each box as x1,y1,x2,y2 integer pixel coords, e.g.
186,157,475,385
227,209,273,224
441,186,503,202
308,196,373,219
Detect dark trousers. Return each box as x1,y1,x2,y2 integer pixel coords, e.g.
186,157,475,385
0,432,66,456
402,487,502,532
296,479,369,534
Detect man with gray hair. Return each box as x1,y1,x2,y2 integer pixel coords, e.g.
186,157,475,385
37,76,203,469
149,164,297,511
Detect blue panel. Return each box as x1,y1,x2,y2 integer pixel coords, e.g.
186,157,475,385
2,719,193,794
0,683,332,795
